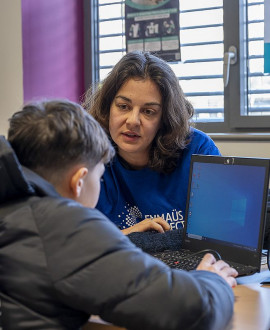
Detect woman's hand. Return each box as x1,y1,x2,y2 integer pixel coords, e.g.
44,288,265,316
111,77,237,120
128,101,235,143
121,217,170,235
196,253,238,288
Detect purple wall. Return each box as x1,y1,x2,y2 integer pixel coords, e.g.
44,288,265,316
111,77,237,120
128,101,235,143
22,0,85,103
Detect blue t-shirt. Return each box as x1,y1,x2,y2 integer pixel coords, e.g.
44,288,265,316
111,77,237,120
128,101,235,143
96,128,221,230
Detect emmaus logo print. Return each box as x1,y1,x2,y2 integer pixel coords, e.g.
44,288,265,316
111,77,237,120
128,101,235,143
118,204,184,230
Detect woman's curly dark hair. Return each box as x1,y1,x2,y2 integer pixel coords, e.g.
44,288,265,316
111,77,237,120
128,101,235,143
82,50,194,173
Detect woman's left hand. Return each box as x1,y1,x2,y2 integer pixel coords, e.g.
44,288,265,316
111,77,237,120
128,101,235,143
121,217,170,235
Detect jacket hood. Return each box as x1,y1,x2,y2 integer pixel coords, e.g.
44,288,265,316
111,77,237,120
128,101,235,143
0,136,34,203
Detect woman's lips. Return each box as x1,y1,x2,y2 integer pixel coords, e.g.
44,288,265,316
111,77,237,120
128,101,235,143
121,131,140,142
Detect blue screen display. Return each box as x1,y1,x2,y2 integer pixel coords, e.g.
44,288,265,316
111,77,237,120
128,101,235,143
186,162,266,249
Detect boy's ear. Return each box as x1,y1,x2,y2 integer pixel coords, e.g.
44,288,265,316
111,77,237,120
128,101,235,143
70,167,88,198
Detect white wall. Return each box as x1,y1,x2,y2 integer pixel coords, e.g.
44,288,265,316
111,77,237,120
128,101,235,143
0,0,23,136
215,141,270,158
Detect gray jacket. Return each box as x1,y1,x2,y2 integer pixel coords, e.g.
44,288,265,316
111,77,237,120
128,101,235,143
0,136,234,330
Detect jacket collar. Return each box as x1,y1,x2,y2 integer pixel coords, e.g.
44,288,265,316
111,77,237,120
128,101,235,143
0,136,59,204
22,166,60,198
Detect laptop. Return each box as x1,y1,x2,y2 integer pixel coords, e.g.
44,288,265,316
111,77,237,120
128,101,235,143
152,154,270,276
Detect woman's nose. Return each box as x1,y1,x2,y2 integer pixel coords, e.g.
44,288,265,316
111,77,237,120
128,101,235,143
126,109,141,126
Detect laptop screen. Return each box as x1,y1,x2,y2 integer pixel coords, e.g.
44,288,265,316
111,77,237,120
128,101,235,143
185,156,269,253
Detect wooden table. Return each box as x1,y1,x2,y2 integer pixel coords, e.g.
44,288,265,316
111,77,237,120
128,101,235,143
225,264,270,330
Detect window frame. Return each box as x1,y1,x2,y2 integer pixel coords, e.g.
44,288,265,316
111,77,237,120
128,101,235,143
84,0,270,134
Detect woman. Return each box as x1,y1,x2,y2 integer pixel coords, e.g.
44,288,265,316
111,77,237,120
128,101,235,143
83,50,220,235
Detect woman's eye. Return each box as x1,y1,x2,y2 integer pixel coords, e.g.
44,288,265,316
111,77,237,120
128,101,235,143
118,104,129,111
143,109,155,116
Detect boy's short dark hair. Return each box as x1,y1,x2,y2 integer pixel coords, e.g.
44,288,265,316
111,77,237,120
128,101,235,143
8,99,115,183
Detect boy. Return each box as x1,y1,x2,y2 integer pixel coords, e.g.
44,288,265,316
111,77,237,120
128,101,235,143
0,99,237,329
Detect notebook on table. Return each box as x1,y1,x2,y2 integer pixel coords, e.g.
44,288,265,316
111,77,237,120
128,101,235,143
152,154,270,276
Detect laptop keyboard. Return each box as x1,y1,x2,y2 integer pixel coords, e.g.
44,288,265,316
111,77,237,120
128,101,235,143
151,249,256,276
225,261,256,276
152,250,201,271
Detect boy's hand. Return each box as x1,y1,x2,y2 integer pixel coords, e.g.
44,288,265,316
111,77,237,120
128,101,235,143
121,217,170,235
196,253,238,288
